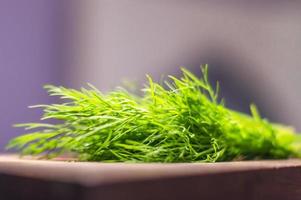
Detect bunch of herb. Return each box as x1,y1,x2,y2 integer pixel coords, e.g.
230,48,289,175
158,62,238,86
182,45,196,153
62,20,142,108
7,66,301,162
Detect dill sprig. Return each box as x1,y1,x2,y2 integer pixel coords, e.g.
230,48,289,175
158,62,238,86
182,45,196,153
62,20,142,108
7,66,301,162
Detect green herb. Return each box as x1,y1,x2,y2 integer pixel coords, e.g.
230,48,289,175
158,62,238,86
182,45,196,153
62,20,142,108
7,65,301,162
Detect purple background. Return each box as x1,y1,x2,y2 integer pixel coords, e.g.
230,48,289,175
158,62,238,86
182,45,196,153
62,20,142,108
0,0,66,150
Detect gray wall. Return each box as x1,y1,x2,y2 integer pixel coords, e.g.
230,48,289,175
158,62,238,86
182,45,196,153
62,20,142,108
70,0,301,129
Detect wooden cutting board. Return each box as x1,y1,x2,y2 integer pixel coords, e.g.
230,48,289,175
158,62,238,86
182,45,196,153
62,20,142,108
1,155,301,200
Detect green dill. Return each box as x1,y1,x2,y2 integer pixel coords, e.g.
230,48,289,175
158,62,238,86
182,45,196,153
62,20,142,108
7,65,301,162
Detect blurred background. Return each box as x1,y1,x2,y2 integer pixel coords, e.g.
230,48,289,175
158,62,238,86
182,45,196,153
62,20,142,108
1,0,301,151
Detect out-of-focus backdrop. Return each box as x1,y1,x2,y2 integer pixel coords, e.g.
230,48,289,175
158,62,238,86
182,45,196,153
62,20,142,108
1,0,301,150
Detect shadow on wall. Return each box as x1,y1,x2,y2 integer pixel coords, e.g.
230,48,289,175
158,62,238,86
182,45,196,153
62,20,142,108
185,47,275,122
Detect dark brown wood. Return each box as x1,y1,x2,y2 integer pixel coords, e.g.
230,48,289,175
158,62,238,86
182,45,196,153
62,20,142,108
1,155,301,200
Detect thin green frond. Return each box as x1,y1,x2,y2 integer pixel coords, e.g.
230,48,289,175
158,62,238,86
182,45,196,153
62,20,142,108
7,65,301,162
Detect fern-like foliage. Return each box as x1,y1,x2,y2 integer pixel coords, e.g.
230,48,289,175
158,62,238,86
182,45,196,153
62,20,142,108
7,66,301,162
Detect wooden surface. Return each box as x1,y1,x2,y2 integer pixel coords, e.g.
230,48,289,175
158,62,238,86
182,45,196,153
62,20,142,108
1,155,301,200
